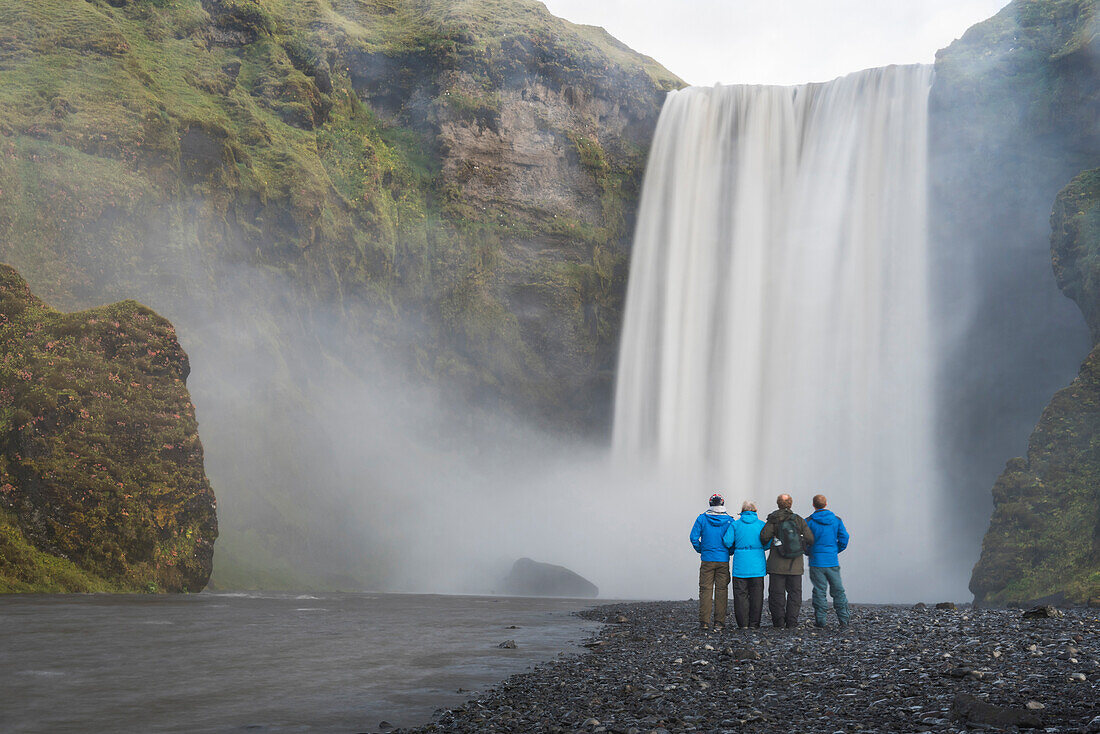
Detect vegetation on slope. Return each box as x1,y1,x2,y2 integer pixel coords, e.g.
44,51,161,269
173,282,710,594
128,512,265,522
0,264,216,592
0,0,680,588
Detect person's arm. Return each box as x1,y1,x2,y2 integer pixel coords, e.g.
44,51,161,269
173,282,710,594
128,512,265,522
722,523,736,551
690,516,703,553
760,519,775,544
800,516,815,546
837,518,849,553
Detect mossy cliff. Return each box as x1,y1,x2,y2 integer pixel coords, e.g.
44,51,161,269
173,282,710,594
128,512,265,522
930,0,1100,576
0,0,680,588
0,264,216,592
970,170,1100,604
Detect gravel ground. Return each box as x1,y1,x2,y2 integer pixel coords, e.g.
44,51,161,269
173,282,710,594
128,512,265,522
402,601,1100,733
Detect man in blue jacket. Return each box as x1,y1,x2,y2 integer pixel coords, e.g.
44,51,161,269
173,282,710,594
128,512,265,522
805,494,851,628
722,501,770,628
690,493,734,630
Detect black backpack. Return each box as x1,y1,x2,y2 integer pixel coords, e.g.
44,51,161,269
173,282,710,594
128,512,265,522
775,517,803,559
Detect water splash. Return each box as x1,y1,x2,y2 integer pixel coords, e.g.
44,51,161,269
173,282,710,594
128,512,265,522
614,65,954,601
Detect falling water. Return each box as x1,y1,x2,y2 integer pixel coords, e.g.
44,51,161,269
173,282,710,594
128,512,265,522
614,65,954,601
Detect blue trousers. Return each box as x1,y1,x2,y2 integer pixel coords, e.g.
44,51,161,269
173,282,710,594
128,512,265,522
809,566,850,626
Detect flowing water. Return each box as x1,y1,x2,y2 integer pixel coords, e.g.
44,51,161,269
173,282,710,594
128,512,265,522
0,593,601,733
614,65,954,600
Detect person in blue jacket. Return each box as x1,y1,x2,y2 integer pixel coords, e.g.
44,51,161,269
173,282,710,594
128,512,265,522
690,493,734,630
722,501,770,629
805,494,851,628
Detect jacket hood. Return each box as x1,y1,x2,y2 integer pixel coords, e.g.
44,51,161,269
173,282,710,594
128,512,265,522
702,511,730,527
809,509,836,522
767,508,793,521
738,510,759,523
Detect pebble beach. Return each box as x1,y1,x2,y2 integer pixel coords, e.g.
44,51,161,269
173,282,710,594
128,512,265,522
407,601,1100,733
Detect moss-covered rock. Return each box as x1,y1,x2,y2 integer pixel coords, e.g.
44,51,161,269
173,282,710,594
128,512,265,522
0,264,216,593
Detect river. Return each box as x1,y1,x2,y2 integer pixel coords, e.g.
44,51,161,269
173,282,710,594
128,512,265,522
1,592,602,733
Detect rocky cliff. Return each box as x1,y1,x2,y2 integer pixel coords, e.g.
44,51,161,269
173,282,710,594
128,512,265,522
930,0,1100,581
0,264,216,592
971,170,1100,604
0,0,680,588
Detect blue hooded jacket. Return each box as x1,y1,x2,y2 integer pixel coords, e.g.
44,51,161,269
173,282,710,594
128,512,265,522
722,510,770,578
805,509,849,568
690,509,734,562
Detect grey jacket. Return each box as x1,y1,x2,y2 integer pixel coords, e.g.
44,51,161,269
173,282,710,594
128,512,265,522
760,508,814,575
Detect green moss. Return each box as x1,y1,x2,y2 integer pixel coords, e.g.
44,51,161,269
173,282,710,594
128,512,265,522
0,509,122,593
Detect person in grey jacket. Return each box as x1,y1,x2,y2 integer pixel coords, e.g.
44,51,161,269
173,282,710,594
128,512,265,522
760,494,814,628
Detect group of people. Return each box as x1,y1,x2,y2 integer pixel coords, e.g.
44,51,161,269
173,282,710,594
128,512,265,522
689,493,850,630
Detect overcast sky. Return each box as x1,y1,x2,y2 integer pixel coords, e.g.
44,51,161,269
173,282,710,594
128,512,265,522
540,0,1009,86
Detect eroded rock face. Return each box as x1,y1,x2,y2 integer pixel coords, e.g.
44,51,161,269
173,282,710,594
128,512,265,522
0,264,216,592
970,169,1100,604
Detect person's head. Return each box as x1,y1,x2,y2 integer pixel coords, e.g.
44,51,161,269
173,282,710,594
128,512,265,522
741,500,756,513
776,494,793,509
709,493,725,507
812,494,827,509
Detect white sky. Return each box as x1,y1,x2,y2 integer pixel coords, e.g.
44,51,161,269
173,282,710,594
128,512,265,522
540,0,1010,86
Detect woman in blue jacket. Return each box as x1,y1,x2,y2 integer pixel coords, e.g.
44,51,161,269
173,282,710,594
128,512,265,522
722,502,770,628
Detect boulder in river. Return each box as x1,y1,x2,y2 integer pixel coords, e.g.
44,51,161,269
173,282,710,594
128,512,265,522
500,558,598,598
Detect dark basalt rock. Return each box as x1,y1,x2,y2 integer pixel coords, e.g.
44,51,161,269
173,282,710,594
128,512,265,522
1023,604,1064,619
500,557,598,598
951,693,1043,729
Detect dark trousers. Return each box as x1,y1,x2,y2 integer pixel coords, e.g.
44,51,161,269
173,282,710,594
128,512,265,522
768,573,803,628
732,576,764,628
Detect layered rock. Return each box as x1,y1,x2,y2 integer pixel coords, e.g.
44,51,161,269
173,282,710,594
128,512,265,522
0,264,216,592
971,170,1100,604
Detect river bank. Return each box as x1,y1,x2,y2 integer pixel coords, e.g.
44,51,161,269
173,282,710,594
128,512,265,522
408,600,1100,733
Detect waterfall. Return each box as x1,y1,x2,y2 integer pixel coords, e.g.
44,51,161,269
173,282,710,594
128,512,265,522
614,65,952,600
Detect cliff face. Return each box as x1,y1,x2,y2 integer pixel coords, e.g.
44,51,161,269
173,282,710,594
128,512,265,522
971,170,1100,604
0,264,216,592
0,0,680,588
930,0,1100,568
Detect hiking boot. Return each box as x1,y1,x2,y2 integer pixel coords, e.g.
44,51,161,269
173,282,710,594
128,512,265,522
700,623,711,631
714,623,725,632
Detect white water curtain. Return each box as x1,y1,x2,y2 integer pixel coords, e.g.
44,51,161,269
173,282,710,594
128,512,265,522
614,66,950,600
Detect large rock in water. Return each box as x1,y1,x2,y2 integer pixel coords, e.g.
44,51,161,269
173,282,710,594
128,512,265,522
0,264,217,592
970,169,1100,605
501,557,598,598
